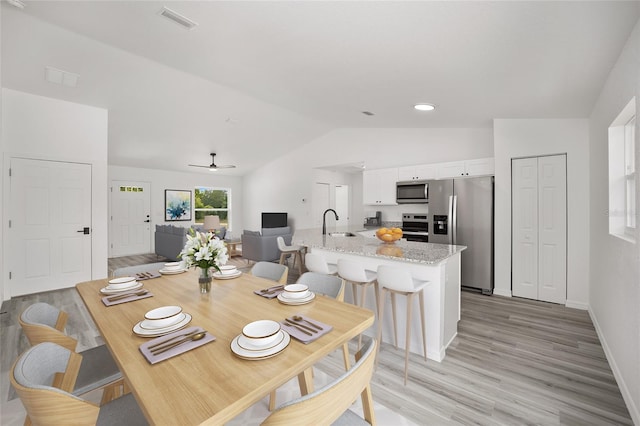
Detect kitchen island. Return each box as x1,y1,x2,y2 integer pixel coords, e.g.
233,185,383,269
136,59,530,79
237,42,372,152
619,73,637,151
293,227,466,362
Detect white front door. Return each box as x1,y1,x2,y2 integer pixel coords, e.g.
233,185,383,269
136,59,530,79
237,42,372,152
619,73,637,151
110,181,151,257
512,154,567,304
8,158,92,296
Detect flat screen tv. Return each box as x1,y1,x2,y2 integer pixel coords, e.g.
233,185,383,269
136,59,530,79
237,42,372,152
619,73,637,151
262,212,288,228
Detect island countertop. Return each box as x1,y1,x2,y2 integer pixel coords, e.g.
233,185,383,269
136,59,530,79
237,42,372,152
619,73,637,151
293,227,466,265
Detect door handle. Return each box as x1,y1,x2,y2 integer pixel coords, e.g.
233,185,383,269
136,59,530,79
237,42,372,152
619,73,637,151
77,227,90,235
144,220,150,223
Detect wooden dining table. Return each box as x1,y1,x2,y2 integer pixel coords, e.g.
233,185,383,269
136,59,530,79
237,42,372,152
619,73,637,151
76,269,374,425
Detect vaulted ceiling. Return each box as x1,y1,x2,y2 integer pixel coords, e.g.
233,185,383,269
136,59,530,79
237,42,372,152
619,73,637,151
2,1,638,175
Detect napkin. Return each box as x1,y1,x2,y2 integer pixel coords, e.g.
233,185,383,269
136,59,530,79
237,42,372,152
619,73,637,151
254,286,285,299
101,292,154,306
280,314,332,344
139,326,216,364
134,271,161,280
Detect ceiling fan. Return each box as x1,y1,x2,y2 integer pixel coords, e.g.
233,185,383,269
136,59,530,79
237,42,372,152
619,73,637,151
188,153,236,171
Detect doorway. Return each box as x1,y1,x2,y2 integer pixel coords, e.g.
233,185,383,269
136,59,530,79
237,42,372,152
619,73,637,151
512,154,567,304
110,180,151,257
8,158,92,296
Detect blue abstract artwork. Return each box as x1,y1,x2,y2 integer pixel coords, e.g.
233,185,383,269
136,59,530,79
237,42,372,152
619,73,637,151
165,190,192,221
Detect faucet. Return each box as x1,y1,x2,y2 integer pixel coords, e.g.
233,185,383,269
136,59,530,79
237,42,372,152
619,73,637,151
322,209,339,235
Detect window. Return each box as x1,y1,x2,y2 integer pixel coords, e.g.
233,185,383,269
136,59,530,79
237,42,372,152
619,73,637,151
608,97,636,242
194,187,231,229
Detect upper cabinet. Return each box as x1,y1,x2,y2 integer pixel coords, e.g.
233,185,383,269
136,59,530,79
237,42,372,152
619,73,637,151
397,164,437,181
437,157,495,179
363,168,398,205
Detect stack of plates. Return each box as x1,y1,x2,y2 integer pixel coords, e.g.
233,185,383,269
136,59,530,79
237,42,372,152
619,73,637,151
277,284,315,305
213,265,241,280
159,262,187,275
100,277,143,294
133,305,192,337
231,320,290,360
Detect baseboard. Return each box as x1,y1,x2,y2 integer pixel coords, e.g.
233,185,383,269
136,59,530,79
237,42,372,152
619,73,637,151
588,307,640,425
493,288,512,297
565,299,588,310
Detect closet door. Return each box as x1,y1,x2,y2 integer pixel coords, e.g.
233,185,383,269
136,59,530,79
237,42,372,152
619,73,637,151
512,155,567,304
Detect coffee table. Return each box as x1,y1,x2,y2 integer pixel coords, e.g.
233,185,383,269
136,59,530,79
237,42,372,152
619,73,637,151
225,238,242,257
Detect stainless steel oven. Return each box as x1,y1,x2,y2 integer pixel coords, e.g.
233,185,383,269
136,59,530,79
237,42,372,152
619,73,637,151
402,213,429,242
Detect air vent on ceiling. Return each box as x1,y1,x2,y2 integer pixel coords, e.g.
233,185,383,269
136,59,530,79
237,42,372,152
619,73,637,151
158,7,198,30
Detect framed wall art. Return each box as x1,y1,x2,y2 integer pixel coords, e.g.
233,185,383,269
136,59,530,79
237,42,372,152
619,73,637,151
165,189,192,221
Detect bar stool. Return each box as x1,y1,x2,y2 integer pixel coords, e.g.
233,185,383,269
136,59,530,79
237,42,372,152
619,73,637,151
277,236,304,275
337,259,378,348
304,252,338,275
376,265,429,385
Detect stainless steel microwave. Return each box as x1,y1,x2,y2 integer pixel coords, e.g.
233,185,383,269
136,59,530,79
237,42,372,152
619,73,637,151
396,181,428,204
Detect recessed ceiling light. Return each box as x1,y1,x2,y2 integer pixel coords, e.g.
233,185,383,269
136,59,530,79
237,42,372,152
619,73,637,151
362,111,375,116
158,7,198,30
414,103,435,111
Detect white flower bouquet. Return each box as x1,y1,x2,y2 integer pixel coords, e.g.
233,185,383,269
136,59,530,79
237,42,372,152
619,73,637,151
179,229,229,274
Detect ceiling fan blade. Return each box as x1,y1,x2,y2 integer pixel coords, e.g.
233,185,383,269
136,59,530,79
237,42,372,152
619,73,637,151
214,164,236,169
188,164,212,168
188,153,236,170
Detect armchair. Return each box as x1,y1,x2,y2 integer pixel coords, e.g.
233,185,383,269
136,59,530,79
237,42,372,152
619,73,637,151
241,227,293,263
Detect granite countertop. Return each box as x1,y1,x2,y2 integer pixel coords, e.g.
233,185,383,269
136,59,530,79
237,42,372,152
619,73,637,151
293,227,466,265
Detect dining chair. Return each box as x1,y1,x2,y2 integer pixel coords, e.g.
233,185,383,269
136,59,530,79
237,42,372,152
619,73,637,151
304,252,338,275
250,261,289,284
11,342,148,426
376,265,429,385
112,262,167,277
262,338,377,425
19,302,126,404
276,236,304,275
268,272,350,411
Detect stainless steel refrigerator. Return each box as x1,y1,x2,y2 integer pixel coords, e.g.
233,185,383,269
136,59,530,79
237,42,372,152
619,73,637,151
427,176,494,294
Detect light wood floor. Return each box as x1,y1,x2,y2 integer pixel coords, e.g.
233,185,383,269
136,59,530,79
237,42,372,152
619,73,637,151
1,254,632,425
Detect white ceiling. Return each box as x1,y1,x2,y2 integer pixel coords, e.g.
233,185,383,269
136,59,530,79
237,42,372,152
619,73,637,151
2,1,639,175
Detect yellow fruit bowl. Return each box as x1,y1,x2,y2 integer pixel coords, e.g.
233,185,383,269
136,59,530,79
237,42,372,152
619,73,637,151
375,227,403,243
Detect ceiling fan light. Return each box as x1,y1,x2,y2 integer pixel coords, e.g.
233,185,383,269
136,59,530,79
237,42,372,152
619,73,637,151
414,103,435,111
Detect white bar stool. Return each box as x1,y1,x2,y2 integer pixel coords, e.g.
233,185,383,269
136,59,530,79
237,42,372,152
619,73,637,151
304,252,338,275
276,236,304,275
337,259,379,348
376,264,429,385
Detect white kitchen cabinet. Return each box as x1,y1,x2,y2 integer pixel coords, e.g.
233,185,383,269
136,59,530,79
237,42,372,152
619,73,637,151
363,168,398,205
437,157,495,179
398,164,437,181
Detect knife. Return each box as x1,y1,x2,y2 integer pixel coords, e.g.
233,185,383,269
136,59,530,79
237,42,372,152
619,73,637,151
286,318,317,333
284,319,313,336
148,329,202,350
106,289,148,301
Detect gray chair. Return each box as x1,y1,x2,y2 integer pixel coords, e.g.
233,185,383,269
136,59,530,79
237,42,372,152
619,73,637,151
250,261,288,284
262,339,377,425
19,303,125,403
304,252,338,275
11,342,148,426
241,227,293,263
112,262,169,277
297,272,345,301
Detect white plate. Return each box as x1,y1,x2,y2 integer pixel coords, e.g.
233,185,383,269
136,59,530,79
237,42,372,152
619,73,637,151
108,276,137,289
281,290,311,300
277,292,316,305
237,330,286,352
106,281,140,291
231,331,290,359
100,282,143,294
139,313,186,330
213,270,242,280
219,265,238,274
133,313,192,337
159,268,187,275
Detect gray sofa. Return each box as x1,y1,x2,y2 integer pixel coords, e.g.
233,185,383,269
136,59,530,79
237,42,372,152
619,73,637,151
155,224,226,261
241,226,293,263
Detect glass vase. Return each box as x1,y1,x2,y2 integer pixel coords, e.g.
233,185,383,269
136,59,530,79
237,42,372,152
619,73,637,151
198,267,212,294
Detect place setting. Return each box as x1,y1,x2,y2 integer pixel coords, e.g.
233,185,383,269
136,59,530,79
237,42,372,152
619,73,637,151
139,325,216,364
213,264,242,280
101,276,153,306
133,305,192,338
280,314,333,344
254,284,285,299
158,261,188,275
276,284,316,305
230,320,290,360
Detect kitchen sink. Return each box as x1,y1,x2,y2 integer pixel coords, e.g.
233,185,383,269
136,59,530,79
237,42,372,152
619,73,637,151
329,232,357,237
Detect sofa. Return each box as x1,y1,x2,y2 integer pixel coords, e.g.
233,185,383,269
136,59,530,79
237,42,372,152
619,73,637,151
155,224,227,261
241,226,293,263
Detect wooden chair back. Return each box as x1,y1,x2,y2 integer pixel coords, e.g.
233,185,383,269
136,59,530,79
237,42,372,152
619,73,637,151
19,303,77,351
262,339,377,425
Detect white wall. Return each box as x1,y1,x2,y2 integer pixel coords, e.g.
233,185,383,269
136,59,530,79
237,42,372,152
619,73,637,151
493,119,590,308
588,19,640,424
243,127,494,229
2,89,108,300
108,165,244,254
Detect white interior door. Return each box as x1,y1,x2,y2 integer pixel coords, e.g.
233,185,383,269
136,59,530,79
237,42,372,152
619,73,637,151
512,155,567,304
537,155,567,304
9,158,92,296
512,157,539,300
110,181,151,257
335,184,349,227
